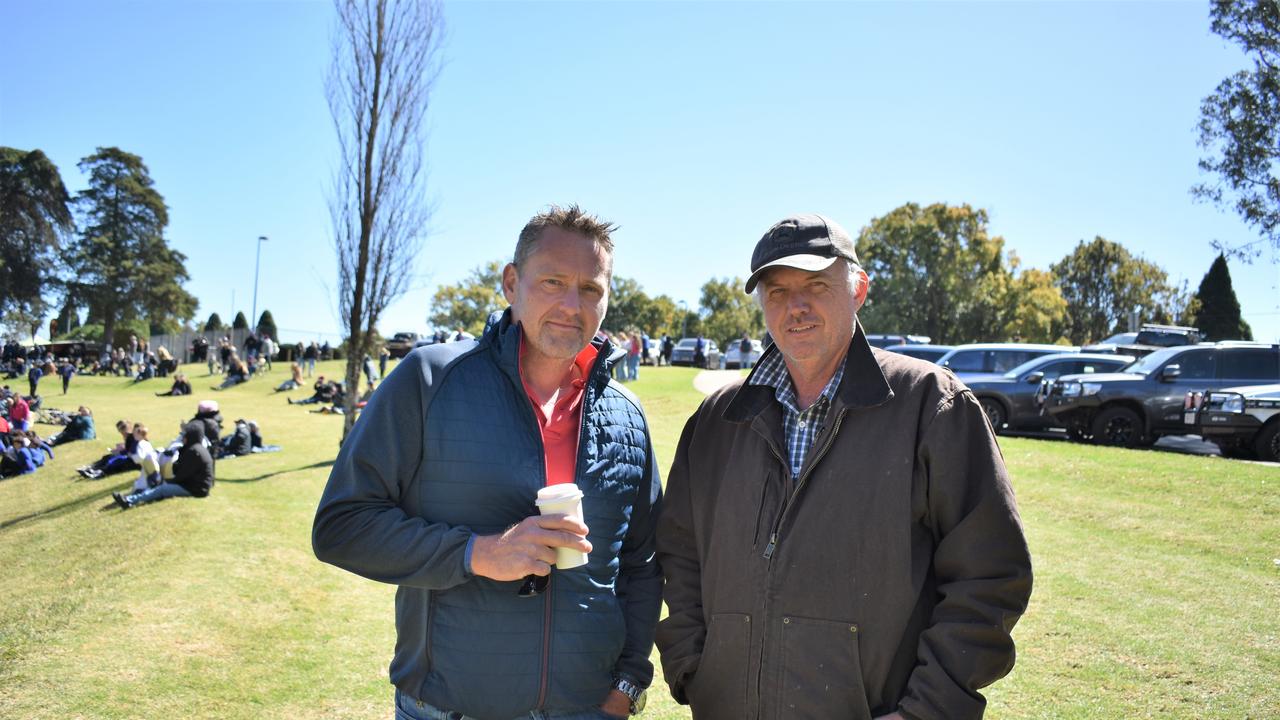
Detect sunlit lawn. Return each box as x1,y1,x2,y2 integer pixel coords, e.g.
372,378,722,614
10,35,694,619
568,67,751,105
0,361,1275,718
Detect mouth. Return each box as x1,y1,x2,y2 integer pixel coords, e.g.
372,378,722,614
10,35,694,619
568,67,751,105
787,324,818,334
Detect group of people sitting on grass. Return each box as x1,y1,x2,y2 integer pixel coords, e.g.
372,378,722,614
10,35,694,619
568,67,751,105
285,374,376,414
0,385,96,478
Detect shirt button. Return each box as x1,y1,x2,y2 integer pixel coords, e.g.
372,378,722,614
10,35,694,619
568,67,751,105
798,421,806,428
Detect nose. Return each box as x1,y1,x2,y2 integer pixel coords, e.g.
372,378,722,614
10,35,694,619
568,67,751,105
559,286,582,314
787,290,810,316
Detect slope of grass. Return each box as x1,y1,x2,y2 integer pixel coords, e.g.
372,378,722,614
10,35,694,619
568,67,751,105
0,362,1275,718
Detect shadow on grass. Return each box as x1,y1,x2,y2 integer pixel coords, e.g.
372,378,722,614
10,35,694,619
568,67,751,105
0,479,134,532
211,459,334,484
0,460,334,533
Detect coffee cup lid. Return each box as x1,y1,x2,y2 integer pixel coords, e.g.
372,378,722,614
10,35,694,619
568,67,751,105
535,483,583,505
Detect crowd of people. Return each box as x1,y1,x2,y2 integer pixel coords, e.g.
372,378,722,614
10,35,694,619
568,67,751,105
0,382,96,479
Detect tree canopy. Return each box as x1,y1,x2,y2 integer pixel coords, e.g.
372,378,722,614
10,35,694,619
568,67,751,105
428,260,506,335
0,147,73,329
1194,0,1280,257
232,311,249,330
257,310,278,341
699,276,764,347
68,147,197,345
204,313,224,333
1050,237,1179,344
1190,253,1253,340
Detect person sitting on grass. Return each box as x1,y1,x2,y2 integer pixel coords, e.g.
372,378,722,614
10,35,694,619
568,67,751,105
288,376,339,405
128,424,162,493
113,421,214,509
49,406,96,446
309,382,377,415
156,373,192,397
274,362,304,392
219,418,254,457
190,400,224,454
77,419,140,479
6,395,30,432
213,355,249,390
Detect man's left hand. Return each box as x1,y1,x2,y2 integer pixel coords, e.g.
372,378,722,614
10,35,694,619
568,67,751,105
599,689,631,718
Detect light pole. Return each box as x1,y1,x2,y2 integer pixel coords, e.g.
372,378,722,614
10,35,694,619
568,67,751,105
252,236,268,332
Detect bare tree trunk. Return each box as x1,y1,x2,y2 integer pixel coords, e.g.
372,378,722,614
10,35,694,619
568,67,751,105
327,0,443,441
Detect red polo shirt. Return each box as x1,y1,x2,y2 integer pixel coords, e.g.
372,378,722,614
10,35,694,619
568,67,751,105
519,338,598,486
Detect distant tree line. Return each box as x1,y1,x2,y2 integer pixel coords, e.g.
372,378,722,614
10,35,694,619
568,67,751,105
429,202,1252,348
0,145,198,345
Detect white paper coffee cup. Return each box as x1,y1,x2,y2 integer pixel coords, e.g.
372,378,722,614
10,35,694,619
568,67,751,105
535,483,588,569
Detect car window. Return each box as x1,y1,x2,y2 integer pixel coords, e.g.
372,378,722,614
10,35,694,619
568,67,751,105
1079,360,1124,374
1218,348,1280,381
1034,360,1079,380
1170,349,1215,379
945,350,988,372
992,350,1040,373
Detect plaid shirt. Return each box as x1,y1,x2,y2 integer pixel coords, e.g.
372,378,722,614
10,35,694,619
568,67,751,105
748,349,846,479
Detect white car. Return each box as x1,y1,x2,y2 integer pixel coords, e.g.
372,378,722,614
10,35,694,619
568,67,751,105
723,339,763,369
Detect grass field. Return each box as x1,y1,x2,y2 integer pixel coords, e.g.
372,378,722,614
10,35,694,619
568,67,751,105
1,361,1276,719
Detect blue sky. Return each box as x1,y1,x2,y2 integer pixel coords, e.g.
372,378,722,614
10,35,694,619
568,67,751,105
3,0,1278,343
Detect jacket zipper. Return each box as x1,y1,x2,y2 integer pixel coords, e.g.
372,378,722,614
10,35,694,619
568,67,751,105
754,409,848,717
535,573,554,707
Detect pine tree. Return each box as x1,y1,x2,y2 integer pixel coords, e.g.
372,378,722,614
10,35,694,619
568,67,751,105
1192,253,1253,341
232,311,249,330
256,310,278,341
204,313,224,332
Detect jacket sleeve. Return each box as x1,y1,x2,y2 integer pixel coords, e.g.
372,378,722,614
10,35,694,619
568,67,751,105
311,354,474,591
612,423,664,688
897,389,1034,720
653,407,705,704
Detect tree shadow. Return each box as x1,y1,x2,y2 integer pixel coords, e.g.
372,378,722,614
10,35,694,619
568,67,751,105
0,480,135,533
215,459,334,484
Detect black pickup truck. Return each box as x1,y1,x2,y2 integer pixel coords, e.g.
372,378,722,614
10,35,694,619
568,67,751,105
1044,342,1280,447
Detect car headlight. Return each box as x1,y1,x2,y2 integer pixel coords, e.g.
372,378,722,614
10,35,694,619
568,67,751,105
1060,381,1082,397
1209,392,1245,414
1081,383,1103,396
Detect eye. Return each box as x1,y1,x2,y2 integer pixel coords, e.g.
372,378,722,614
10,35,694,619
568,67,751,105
543,278,565,289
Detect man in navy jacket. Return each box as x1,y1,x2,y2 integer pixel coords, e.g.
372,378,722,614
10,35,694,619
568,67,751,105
313,205,662,720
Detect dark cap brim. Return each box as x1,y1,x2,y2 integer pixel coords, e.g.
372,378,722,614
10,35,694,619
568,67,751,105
743,254,840,293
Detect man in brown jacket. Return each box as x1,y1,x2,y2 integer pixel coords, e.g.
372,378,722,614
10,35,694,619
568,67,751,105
655,214,1032,720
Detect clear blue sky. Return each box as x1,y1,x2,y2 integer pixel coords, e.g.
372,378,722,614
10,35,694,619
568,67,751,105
3,0,1278,344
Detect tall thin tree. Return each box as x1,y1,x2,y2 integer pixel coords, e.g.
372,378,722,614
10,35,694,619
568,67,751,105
327,0,443,439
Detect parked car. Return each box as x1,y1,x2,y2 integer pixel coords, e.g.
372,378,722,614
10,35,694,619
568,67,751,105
963,353,1134,433
866,333,932,349
723,339,763,369
884,344,953,364
1084,324,1203,358
937,343,1078,378
1045,342,1280,447
1184,384,1280,461
385,332,421,358
670,338,720,368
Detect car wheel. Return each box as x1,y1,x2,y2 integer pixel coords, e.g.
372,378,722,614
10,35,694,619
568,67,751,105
979,397,1007,432
1065,423,1092,443
1254,420,1280,463
1091,406,1145,448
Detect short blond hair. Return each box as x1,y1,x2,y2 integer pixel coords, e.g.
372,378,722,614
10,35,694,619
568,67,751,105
514,204,617,272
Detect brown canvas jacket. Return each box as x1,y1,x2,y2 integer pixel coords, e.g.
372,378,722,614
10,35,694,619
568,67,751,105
655,327,1033,720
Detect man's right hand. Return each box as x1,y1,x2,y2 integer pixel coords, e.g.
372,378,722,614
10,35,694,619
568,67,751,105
470,514,592,581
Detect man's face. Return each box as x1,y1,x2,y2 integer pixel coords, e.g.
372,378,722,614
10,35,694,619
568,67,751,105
758,260,868,369
504,227,610,362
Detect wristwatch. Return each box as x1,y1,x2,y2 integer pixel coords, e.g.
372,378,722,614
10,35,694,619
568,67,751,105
612,677,647,714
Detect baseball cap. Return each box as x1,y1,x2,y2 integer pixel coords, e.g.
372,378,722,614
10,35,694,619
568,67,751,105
744,214,859,293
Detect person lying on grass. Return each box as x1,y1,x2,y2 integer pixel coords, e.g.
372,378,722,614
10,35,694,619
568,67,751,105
113,421,214,510
155,372,192,397
274,362,304,392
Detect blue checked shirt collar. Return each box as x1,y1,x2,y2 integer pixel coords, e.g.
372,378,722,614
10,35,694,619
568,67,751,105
748,349,847,479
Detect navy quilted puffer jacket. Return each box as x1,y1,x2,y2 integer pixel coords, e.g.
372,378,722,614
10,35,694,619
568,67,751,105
313,310,663,720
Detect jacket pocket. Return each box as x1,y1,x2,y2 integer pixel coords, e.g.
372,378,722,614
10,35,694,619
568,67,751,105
777,616,871,720
423,591,435,674
688,612,752,719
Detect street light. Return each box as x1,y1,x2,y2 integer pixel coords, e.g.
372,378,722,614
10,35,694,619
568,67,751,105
252,235,268,332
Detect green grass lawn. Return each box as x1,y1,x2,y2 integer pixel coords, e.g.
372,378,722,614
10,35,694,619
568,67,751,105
1,362,1276,718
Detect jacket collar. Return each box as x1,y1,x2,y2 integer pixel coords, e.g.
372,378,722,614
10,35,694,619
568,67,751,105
723,320,894,423
482,309,623,393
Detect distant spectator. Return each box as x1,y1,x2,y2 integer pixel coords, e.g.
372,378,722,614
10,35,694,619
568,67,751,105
213,356,249,390
260,335,275,371
1,432,39,477
113,421,214,509
363,354,379,386
156,346,175,377
49,406,95,446
288,376,339,405
219,418,254,457
157,372,192,397
191,400,224,451
378,346,390,379
303,342,318,377
27,362,41,397
59,360,76,394
275,362,304,392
